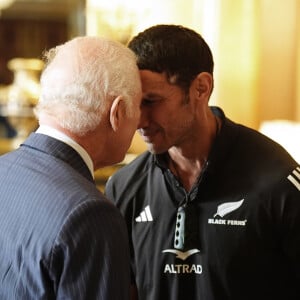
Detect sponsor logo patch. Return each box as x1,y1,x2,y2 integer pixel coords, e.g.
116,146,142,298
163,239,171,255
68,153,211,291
162,249,200,261
162,249,202,274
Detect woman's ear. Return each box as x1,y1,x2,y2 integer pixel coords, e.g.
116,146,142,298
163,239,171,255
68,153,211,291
110,96,123,132
195,72,214,98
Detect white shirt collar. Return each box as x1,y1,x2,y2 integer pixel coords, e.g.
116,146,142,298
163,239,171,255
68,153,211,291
36,125,94,178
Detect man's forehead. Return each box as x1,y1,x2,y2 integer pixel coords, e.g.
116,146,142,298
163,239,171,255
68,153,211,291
140,70,172,88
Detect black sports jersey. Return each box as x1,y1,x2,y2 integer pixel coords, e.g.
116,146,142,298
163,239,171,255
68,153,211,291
105,107,300,300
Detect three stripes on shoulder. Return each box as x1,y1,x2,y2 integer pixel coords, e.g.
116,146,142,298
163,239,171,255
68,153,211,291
287,166,300,191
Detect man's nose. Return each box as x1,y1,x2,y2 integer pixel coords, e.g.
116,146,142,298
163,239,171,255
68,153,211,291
137,107,149,129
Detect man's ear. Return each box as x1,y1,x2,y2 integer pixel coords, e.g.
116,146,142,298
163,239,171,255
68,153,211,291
110,96,123,132
195,72,214,98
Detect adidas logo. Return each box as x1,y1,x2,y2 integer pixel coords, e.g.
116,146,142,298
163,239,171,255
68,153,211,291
135,205,153,222
287,166,300,191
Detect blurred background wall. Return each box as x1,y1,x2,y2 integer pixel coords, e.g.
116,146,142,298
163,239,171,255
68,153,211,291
86,0,300,128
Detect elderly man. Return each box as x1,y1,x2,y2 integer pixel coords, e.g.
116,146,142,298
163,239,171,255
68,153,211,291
0,36,142,299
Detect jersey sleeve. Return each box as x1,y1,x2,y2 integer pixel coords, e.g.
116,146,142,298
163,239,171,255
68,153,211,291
281,167,300,279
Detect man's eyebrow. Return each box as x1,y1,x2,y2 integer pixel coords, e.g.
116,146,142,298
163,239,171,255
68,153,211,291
142,93,163,99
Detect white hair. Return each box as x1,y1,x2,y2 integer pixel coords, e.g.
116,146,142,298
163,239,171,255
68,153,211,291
35,36,141,135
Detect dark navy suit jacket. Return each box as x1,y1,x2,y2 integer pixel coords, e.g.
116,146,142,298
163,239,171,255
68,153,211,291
0,133,130,299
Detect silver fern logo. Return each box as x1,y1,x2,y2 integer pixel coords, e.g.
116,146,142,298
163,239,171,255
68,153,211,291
214,199,244,217
208,199,247,226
